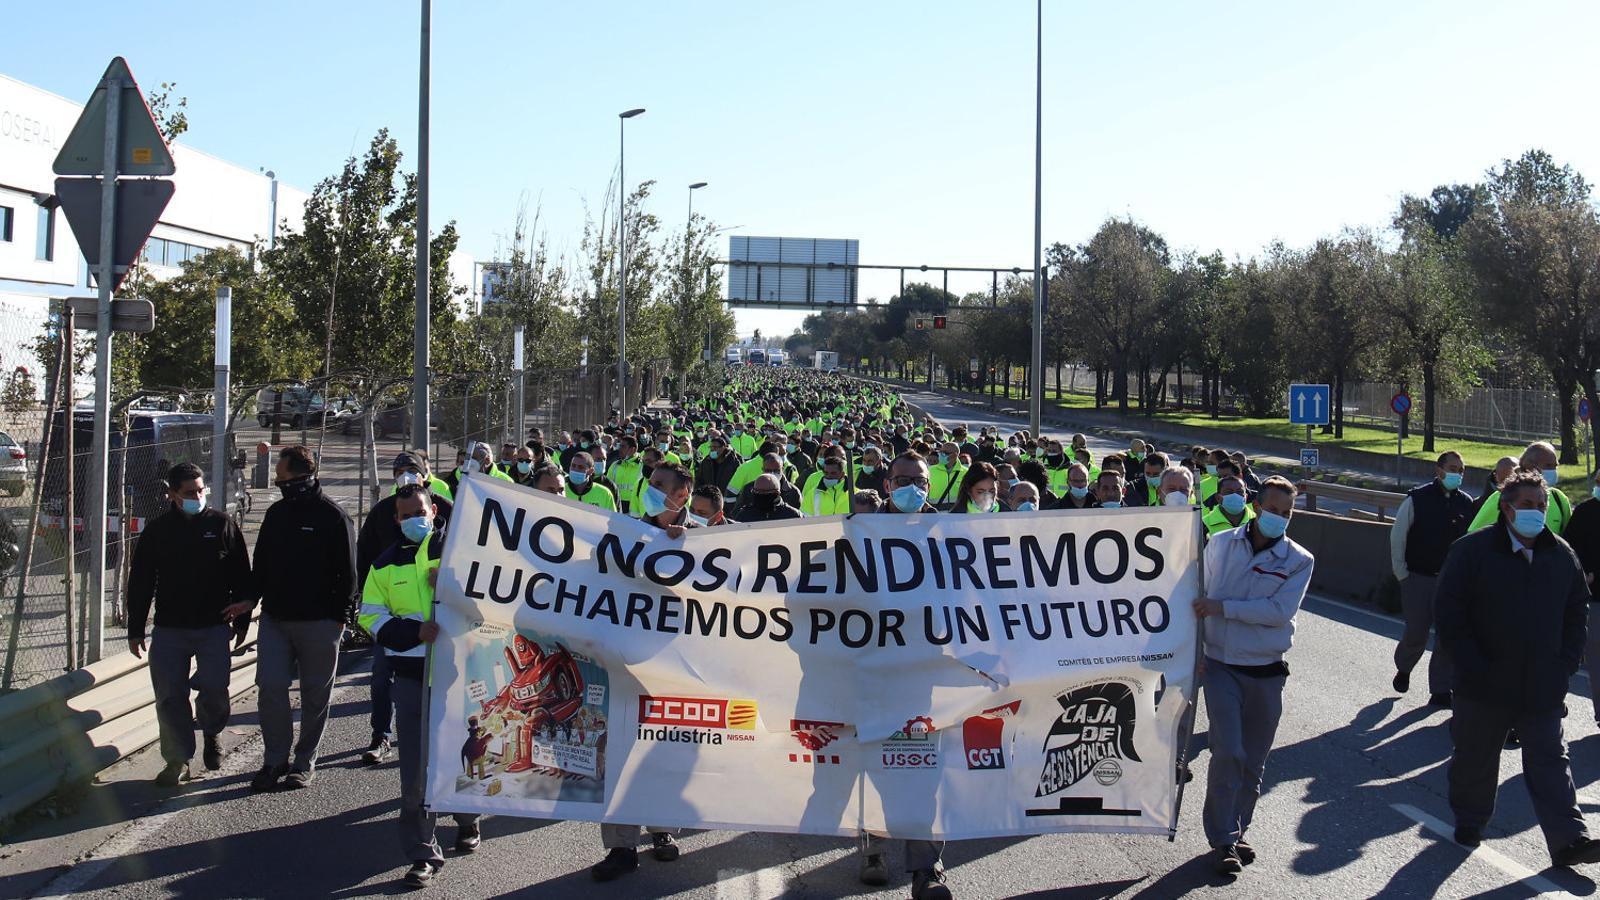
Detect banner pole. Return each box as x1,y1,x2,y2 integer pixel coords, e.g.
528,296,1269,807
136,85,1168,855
1167,507,1205,841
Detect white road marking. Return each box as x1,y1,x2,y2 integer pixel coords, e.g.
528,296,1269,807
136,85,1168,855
33,669,372,899
1391,803,1563,897
712,866,788,900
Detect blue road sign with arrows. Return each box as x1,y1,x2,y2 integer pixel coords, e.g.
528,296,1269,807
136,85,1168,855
1288,384,1331,426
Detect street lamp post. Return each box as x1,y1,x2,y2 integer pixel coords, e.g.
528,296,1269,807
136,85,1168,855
1028,0,1045,440
413,0,432,450
687,182,707,371
617,107,646,417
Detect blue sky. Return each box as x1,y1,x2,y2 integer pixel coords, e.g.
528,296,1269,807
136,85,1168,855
11,1,1600,338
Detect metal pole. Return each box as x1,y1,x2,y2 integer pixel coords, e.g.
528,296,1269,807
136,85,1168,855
514,326,526,443
212,288,232,512
85,67,123,665
412,0,432,450
618,118,629,418
63,303,77,670
1028,0,1045,441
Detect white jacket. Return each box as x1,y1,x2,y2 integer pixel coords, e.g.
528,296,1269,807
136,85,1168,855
1202,524,1315,666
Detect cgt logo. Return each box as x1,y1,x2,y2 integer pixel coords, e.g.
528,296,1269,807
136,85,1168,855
963,700,1020,771
639,696,757,731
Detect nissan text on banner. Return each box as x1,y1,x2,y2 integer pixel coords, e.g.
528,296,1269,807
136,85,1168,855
424,476,1202,841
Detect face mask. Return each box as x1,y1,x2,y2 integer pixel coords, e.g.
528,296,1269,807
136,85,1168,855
463,459,482,474
1163,492,1189,507
580,440,591,449
516,461,531,475
276,475,317,499
733,429,742,436
1046,453,1064,465
786,443,797,454
1016,500,1038,512
595,461,607,475
1070,485,1089,499
892,484,929,511
1257,510,1290,539
658,441,671,450
180,497,205,515
862,464,876,474
641,484,671,517
569,470,589,486
1220,493,1248,515
1543,468,1559,486
1593,485,1600,502
709,451,720,460
1101,499,1122,509
400,514,433,543
687,512,709,527
1205,464,1218,476
1441,472,1463,491
823,478,842,489
1508,507,1546,538
845,441,855,449
937,453,950,466
972,492,997,511
754,492,780,508
396,471,422,488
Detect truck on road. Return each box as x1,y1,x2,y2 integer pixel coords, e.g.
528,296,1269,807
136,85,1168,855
814,350,839,372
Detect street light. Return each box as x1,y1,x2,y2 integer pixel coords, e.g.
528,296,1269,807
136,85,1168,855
617,107,646,417
413,0,433,450
687,182,708,370
1028,0,1045,440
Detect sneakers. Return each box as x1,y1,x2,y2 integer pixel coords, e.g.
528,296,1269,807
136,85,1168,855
591,847,639,882
859,852,889,886
154,760,187,787
1455,825,1482,847
282,767,316,789
403,861,441,887
1554,836,1600,867
1392,670,1410,694
455,824,481,854
1212,845,1243,875
202,735,223,771
1428,692,1452,709
364,736,393,765
1235,839,1256,865
250,763,289,792
911,867,952,900
651,832,680,862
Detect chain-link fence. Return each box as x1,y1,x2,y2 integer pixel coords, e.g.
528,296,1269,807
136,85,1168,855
0,357,670,692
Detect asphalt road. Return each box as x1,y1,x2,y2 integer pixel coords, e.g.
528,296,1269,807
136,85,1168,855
5,385,1597,898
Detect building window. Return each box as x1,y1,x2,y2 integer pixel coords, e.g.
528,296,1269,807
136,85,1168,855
35,204,54,261
0,206,12,242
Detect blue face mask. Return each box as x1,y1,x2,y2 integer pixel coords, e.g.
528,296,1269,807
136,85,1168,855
517,461,531,474
1009,478,1021,488
580,440,591,449
823,478,842,489
1205,464,1218,476
569,470,589,486
709,451,720,460
1511,507,1546,539
1543,468,1560,486
862,464,876,474
892,484,929,511
400,514,432,543
786,443,797,453
595,461,607,475
1257,510,1290,539
1220,493,1248,515
1070,485,1089,499
641,484,671,517
1441,472,1463,491
180,497,204,515
937,453,949,466
1101,499,1122,509
1016,500,1038,512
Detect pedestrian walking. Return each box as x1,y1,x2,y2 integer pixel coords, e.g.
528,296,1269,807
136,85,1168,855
250,446,357,792
126,462,254,786
1390,451,1473,708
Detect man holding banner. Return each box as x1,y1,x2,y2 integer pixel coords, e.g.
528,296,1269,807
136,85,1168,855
1192,476,1313,876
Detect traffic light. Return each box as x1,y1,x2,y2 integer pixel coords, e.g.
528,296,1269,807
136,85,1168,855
933,316,947,330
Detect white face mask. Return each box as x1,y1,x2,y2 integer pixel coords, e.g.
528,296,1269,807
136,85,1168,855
1163,491,1189,507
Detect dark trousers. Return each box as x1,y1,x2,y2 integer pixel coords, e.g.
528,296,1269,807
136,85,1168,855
1201,661,1285,848
1394,574,1454,695
148,624,232,765
370,650,394,741
1449,694,1586,855
393,673,477,864
256,615,343,770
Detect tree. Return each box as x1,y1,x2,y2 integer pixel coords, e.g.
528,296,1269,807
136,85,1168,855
1060,219,1169,413
663,209,734,397
263,130,468,383
575,179,665,395
1219,253,1291,417
1462,150,1600,464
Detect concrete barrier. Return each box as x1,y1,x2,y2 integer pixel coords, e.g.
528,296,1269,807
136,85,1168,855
1285,508,1394,605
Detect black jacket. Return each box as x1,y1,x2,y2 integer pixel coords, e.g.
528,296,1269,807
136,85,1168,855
1403,480,1475,577
127,507,254,641
734,498,803,522
1564,497,1600,580
357,493,454,585
696,453,743,492
253,484,358,622
1435,523,1589,712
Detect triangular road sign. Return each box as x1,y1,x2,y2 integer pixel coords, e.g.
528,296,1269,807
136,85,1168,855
53,57,175,177
54,177,175,291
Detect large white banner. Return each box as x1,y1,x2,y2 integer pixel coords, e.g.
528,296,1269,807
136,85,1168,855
425,475,1202,840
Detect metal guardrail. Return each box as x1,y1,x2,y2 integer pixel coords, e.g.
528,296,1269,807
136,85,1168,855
1298,480,1406,523
0,615,262,826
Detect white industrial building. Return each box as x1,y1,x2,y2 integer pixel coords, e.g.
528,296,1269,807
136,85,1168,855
0,70,477,396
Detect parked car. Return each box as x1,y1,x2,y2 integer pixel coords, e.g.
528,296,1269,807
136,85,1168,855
255,385,327,429
0,431,25,497
340,403,410,440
